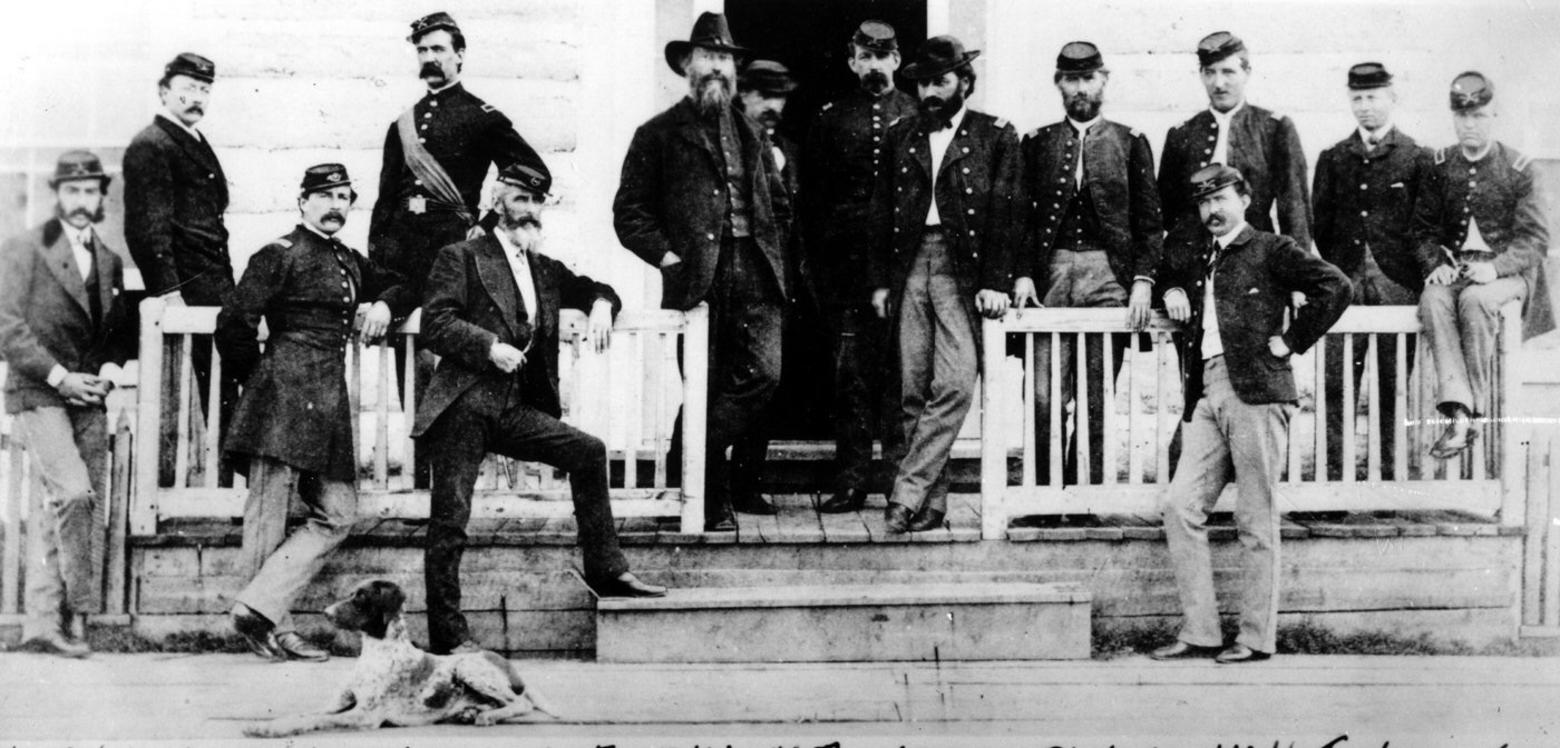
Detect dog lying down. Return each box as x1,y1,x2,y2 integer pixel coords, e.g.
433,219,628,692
243,580,556,738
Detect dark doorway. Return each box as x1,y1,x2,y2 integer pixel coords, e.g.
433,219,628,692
723,0,927,443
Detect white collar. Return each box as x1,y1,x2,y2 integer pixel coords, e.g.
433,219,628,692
1209,101,1245,123
61,222,93,246
1358,123,1394,145
300,222,338,242
494,229,530,261
426,79,460,97
1067,115,1101,137
1214,223,1249,250
1461,141,1495,163
157,110,203,140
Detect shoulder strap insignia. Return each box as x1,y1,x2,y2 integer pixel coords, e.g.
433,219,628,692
274,237,293,248
888,116,904,128
1025,127,1042,139
1513,154,1532,172
1130,127,1143,138
480,103,496,113
1270,110,1284,122
995,117,1010,129
1434,147,1447,165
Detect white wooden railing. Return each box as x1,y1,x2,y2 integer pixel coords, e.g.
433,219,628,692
979,304,1526,539
130,298,709,535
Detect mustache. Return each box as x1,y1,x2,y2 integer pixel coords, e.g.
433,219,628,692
321,211,346,224
420,62,444,77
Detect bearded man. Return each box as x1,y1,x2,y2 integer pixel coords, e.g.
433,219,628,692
613,11,794,531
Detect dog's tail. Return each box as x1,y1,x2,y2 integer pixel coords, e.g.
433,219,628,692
505,661,560,719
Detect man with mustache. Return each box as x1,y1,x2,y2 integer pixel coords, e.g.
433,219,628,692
368,11,547,487
0,151,133,658
1152,164,1349,664
1312,63,1433,479
867,35,1019,533
218,165,415,662
804,20,919,514
124,52,238,485
1414,72,1553,459
1158,32,1311,314
614,12,793,531
417,163,667,655
1011,41,1164,486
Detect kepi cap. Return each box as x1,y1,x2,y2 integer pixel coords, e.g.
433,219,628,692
665,12,749,75
740,60,798,95
408,11,461,43
1189,163,1246,200
1450,71,1494,111
164,52,215,83
1347,62,1393,90
50,150,111,189
902,35,980,81
851,20,898,52
299,163,356,199
497,162,552,197
1057,41,1105,74
1196,31,1246,68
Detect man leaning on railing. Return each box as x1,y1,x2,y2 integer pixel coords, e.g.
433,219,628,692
1414,71,1554,461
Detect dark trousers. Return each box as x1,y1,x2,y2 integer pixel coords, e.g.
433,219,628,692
1324,262,1417,480
831,302,902,492
160,273,239,487
422,389,629,654
667,238,783,516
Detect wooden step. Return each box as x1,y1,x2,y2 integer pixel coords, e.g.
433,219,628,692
594,581,1091,663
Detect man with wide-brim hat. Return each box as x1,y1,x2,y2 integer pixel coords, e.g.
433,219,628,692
0,150,134,658
867,34,1020,533
218,164,416,662
1010,40,1165,487
614,12,794,531
805,20,919,514
1415,71,1553,460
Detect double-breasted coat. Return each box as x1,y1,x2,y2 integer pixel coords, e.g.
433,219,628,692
216,226,411,480
1312,127,1433,293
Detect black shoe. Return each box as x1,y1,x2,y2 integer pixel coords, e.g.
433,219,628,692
589,572,668,598
819,488,867,513
884,504,914,533
1149,640,1222,661
231,604,283,661
906,507,945,532
704,503,737,532
275,631,329,662
1215,643,1272,664
730,491,777,515
21,631,90,659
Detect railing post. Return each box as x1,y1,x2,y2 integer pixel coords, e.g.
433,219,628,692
2,423,23,616
104,410,133,616
680,304,709,534
1499,300,1525,526
132,297,166,536
980,314,1008,540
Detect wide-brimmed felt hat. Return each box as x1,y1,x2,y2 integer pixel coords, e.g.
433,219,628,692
902,35,980,81
49,150,111,189
665,12,748,75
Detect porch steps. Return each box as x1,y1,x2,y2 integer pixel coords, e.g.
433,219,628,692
592,580,1091,663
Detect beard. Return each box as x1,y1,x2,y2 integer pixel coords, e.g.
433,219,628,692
919,87,965,127
690,72,734,116
55,203,104,226
1065,91,1103,121
860,70,891,94
752,108,782,129
500,214,544,252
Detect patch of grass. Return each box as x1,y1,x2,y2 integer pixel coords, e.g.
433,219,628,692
79,627,350,656
1093,618,1560,658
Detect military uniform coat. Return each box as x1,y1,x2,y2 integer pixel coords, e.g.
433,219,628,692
1313,127,1433,293
216,226,412,480
801,88,918,303
1412,142,1554,339
1159,105,1312,260
411,235,621,437
1165,225,1351,418
124,116,232,297
0,220,133,413
1018,118,1164,288
867,109,1021,304
613,98,793,311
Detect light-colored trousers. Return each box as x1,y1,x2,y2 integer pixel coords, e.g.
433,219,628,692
1161,357,1293,653
16,406,107,638
1418,275,1526,417
234,456,358,633
893,229,978,515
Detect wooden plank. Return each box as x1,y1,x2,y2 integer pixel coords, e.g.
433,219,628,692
2,435,23,615
1102,332,1117,486
133,298,166,536
1313,335,1326,483
993,305,1420,334
773,495,824,543
1522,437,1546,625
680,304,708,534
1049,331,1062,488
1155,331,1170,484
173,333,194,489
152,487,686,520
1021,332,1035,488
104,412,133,616
1342,333,1355,483
1547,438,1560,627
1394,332,1408,481
818,505,871,544
1500,301,1525,524
1126,340,1142,485
1365,334,1382,481
999,480,1504,517
1075,331,1091,484
202,342,222,485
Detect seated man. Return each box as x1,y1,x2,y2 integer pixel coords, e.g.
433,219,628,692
1415,72,1553,459
413,162,666,656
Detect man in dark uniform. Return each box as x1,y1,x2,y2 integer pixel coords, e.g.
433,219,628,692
368,11,547,484
1312,63,1433,479
219,165,415,662
728,59,808,513
613,12,793,531
1,151,134,658
806,20,919,513
1011,41,1164,485
1158,32,1310,279
124,53,237,483
1152,165,1350,665
415,164,666,655
868,36,1019,533
1415,72,1553,459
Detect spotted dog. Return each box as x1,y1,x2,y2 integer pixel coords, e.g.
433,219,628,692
242,580,555,737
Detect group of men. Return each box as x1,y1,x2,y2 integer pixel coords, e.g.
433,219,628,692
0,9,1548,668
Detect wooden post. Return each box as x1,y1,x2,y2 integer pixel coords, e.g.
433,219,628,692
2,431,23,615
1102,332,1117,486
1546,437,1560,627
132,297,166,536
980,314,1009,540
1499,301,1525,526
1522,434,1545,626
1049,331,1062,487
1074,331,1091,484
679,304,709,534
104,411,133,616
1313,338,1326,483
1021,334,1035,487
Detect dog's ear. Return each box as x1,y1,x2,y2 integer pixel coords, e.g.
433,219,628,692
357,580,405,639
